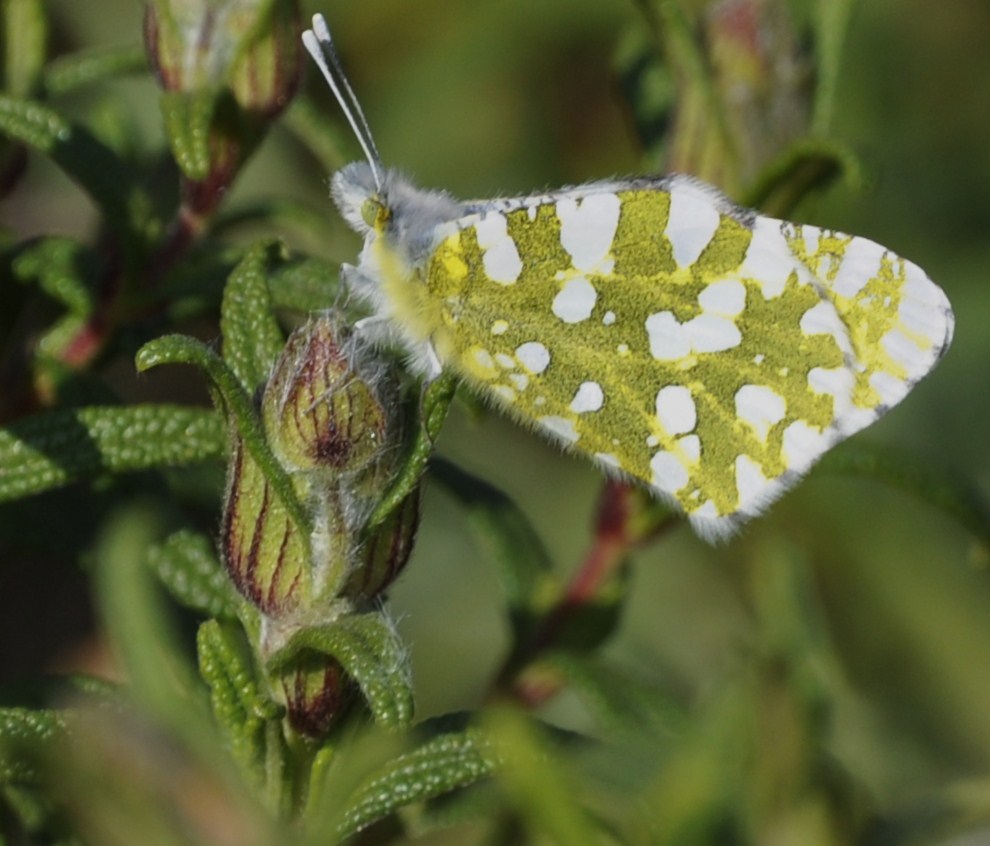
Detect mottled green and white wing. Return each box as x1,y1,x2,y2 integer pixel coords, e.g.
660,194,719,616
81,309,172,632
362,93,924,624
422,175,953,539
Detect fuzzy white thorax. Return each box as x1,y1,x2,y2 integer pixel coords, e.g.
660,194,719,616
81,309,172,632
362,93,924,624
331,162,467,377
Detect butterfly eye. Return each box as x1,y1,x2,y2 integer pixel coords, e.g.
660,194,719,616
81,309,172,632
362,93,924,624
361,197,389,229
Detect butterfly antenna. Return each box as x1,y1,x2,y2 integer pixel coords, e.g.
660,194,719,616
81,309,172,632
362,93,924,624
302,14,384,189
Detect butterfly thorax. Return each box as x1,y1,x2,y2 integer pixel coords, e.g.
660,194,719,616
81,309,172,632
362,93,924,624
332,162,467,375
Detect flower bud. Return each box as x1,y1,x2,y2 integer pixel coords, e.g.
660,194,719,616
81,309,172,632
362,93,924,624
262,318,394,480
144,0,302,216
278,652,352,739
220,437,311,617
343,490,420,600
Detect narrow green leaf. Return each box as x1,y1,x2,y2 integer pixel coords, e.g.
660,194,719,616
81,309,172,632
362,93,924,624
3,0,47,98
0,405,225,503
366,372,457,532
539,652,684,736
95,504,210,737
266,612,414,729
334,727,499,840
0,95,136,227
268,256,341,313
211,201,339,250
484,709,600,846
812,0,855,134
147,530,241,621
431,457,553,615
220,240,286,393
43,45,147,96
741,139,860,219
0,708,67,785
197,620,280,787
816,442,990,545
283,94,355,175
160,89,216,181
10,236,96,315
136,334,310,536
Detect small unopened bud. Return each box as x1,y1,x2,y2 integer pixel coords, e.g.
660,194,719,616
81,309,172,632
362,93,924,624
262,318,394,480
279,652,352,739
144,0,302,216
343,491,420,600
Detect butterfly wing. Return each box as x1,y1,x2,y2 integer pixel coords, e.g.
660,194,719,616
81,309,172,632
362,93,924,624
420,175,953,539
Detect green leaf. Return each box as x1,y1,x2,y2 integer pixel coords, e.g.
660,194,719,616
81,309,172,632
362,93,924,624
136,334,310,537
268,256,341,314
0,708,67,785
197,620,281,791
10,236,97,315
815,442,990,545
333,726,499,840
742,139,861,219
483,709,601,846
211,200,339,250
220,240,286,393
160,89,216,181
0,405,226,503
94,504,210,736
266,612,414,729
0,95,138,228
43,45,148,96
283,94,356,175
366,372,457,532
3,0,47,98
147,530,241,621
538,652,684,736
430,457,554,620
812,0,855,135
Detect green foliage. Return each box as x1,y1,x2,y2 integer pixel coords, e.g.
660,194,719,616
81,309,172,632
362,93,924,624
0,1,986,844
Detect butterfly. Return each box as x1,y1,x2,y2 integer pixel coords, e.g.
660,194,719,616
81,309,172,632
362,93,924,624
301,14,954,541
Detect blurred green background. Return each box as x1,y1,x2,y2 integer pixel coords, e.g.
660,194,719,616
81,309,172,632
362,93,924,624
4,0,990,837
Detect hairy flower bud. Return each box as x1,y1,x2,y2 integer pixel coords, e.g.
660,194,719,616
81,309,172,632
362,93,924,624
221,437,311,617
262,319,392,480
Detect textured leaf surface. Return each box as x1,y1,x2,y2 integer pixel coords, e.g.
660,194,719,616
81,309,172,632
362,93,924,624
197,620,277,781
0,405,225,502
148,530,241,620
220,240,286,393
0,709,67,785
335,727,498,839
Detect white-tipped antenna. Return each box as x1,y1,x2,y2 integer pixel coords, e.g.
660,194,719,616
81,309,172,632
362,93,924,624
302,14,384,189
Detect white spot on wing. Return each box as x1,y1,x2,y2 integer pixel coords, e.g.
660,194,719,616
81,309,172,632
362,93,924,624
645,311,741,360
538,415,579,444
650,450,689,494
698,279,746,316
516,341,550,374
557,193,620,273
552,276,597,323
830,237,884,298
474,212,522,285
799,301,851,354
570,381,604,413
735,385,787,442
666,185,721,268
735,455,773,507
655,385,697,435
781,420,828,474
492,385,517,403
739,218,797,299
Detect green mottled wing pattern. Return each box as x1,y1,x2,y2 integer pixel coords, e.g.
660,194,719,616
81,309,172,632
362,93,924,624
420,176,953,539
